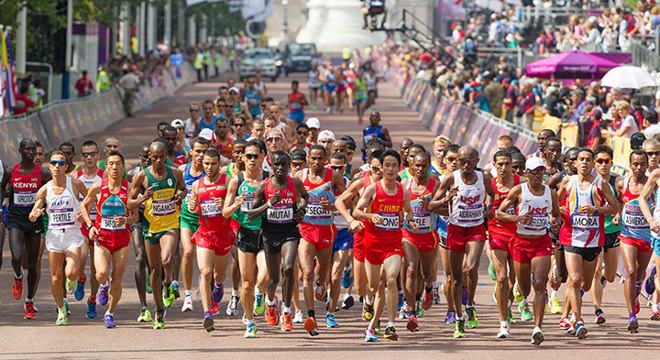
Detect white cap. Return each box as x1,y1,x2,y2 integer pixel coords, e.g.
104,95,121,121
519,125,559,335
588,16,597,24
306,117,321,129
171,119,184,128
525,157,545,171
318,130,336,141
198,128,215,141
228,86,240,94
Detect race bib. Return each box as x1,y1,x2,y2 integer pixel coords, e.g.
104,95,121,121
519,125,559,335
457,204,483,222
624,213,648,229
375,212,400,231
240,199,253,213
51,208,75,227
267,205,294,223
185,185,193,205
524,213,549,232
363,135,376,146
291,102,302,110
200,199,222,218
14,191,36,207
412,211,431,232
100,215,123,231
152,199,176,216
306,198,332,219
572,213,599,231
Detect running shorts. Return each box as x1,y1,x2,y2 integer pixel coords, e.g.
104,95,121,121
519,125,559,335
261,228,300,255
289,109,305,123
620,235,652,255
603,231,620,252
144,228,177,246
96,230,131,253
6,217,44,238
488,233,511,256
180,210,200,232
365,247,404,266
353,230,365,262
236,226,262,254
333,228,353,253
192,228,235,256
446,223,487,254
46,228,85,253
299,222,335,251
510,234,552,264
81,225,93,246
403,229,438,254
563,245,602,262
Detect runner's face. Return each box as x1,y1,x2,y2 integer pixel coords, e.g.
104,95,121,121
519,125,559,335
192,143,209,165
224,100,235,114
537,132,550,149
370,113,381,127
382,156,399,180
329,158,346,174
565,150,579,173
49,154,67,176
215,120,229,138
139,148,150,166
526,167,545,186
203,155,220,177
433,142,447,164
544,141,562,163
459,154,477,174
60,145,75,164
271,156,289,178
189,104,200,119
162,130,177,152
296,128,309,142
232,120,245,135
643,145,660,169
413,155,430,180
149,149,166,169
242,145,263,170
309,148,326,172
309,127,319,139
81,145,99,167
594,152,612,176
34,146,44,165
511,160,525,176
319,138,333,151
369,158,383,181
630,153,648,179
105,139,121,154
233,144,245,165
291,159,306,173
576,151,594,175
494,155,511,179
264,119,277,130
270,106,282,118
252,124,264,139
19,141,36,162
203,103,214,119
331,142,347,156
444,151,459,172
398,142,411,163
407,147,422,169
106,155,125,179
265,133,283,152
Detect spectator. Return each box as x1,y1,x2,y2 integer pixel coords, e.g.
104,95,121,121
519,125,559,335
75,70,94,97
483,72,504,118
644,109,660,138
503,78,517,122
119,67,140,117
540,85,561,118
13,83,38,116
514,79,536,129
609,100,639,138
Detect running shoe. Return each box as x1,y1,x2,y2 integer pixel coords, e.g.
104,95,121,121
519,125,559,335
454,319,466,338
374,320,381,335
559,317,571,329
506,307,517,324
432,282,441,305
244,323,257,338
74,277,86,301
293,310,304,324
182,296,193,312
86,299,97,319
595,308,606,324
146,276,152,294
461,286,468,306
24,302,36,320
634,297,640,314
226,295,239,316
64,298,70,316
265,297,279,326
416,299,424,318
549,295,562,314
66,278,75,295
365,327,377,342
645,266,656,294
326,314,338,328
98,283,109,306
422,291,433,311
513,282,523,302
162,283,175,308
342,265,353,289
397,293,404,311
406,315,419,331
445,311,456,324
488,260,496,281
530,326,545,345
399,302,409,319
304,316,319,336
363,301,374,321
627,316,639,333
310,105,317,110
254,294,265,315
104,314,116,329
496,323,509,339
575,321,587,339
650,309,660,321
137,308,152,322
171,281,180,299
315,283,327,302
466,307,479,328
12,275,23,300
210,301,220,315
212,282,224,304
342,295,354,310
281,312,293,331
519,302,532,321
55,309,67,326
203,311,215,332
384,324,398,341
153,309,165,329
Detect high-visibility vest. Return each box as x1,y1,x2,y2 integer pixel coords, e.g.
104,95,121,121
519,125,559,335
194,52,204,69
203,51,212,65
98,70,110,91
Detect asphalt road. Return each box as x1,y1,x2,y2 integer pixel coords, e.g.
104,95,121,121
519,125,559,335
0,71,657,359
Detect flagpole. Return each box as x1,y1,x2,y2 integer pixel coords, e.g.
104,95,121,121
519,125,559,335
63,0,73,99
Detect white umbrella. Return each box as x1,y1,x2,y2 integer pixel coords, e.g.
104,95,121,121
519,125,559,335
601,66,655,89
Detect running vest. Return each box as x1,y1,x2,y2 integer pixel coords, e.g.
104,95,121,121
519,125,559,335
604,175,620,234
366,73,377,91
291,142,312,154
301,168,335,226
401,167,430,180
9,164,42,216
620,177,652,241
46,177,80,231
403,177,436,233
365,181,404,249
196,174,232,233
245,87,260,115
430,160,446,176
143,166,180,233
652,186,660,239
182,163,205,216
326,72,336,88
234,172,267,230
363,125,384,150
185,117,196,138
436,173,449,238
354,78,367,100
95,178,130,234
559,175,605,248
517,183,552,236
449,171,485,227
488,175,520,239
65,164,82,177
308,70,319,88
334,175,351,230
215,137,233,159
262,176,298,232
199,115,218,132
289,91,304,112
225,163,239,177
76,168,104,220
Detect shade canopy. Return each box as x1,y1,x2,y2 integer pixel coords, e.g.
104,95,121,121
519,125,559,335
526,50,620,79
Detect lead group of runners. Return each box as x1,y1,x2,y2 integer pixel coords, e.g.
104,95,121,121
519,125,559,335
2,80,660,346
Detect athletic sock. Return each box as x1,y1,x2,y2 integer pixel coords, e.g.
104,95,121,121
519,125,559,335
425,285,433,294
25,298,33,304
466,304,474,309
141,306,148,311
58,306,65,313
343,293,350,301
366,296,374,305
15,273,23,280
595,307,602,315
102,280,109,287
326,311,333,317
171,280,178,287
79,275,86,282
635,281,643,297
89,296,97,303
184,290,192,297
247,317,255,325
232,289,240,297
652,303,659,312
214,281,221,288
629,312,636,319
105,311,114,317
308,310,315,319
255,287,262,296
500,320,508,327
387,322,395,328
283,306,292,314
266,296,275,306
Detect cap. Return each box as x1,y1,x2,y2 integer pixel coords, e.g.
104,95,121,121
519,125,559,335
525,157,545,171
318,130,336,141
228,86,240,94
306,117,321,129
171,119,184,128
588,16,597,23
198,128,215,141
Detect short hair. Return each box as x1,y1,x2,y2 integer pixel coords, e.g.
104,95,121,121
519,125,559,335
244,139,267,154
265,128,285,139
644,110,658,125
81,140,98,150
191,137,210,148
296,123,310,131
292,80,299,86
493,150,511,161
366,137,383,147
443,144,460,157
511,152,526,163
233,139,247,148
263,114,277,123
505,145,522,154
35,140,43,149
643,138,660,149
104,136,120,144
578,147,596,159
368,149,383,162
157,121,169,129
271,150,290,163
413,151,432,163
106,151,125,164
203,99,214,106
544,137,562,149
331,152,346,162
380,149,401,167
593,145,613,158
433,135,452,146
310,144,327,155
161,125,177,134
630,149,648,162
50,150,65,159
252,119,264,127
59,142,75,152
408,144,427,153
497,135,514,144
539,129,557,138
204,148,220,159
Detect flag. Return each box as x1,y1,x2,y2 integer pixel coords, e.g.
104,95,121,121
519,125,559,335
2,29,17,116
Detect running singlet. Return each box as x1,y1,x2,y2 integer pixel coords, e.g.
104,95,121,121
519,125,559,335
262,176,298,232
652,187,660,239
448,171,485,227
225,163,239,178
289,91,304,112
9,164,42,216
215,137,233,160
365,181,404,250
291,143,312,154
196,174,232,233
334,176,351,230
559,175,605,248
233,172,264,230
182,163,205,215
517,183,552,236
403,177,436,233
245,88,260,116
488,175,520,239
199,116,218,132
301,168,335,226
95,179,130,234
46,177,80,231
430,161,446,176
363,125,384,149
620,177,651,241
308,70,319,88
76,168,104,220
143,166,180,233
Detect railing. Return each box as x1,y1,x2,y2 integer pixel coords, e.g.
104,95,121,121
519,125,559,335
519,6,600,27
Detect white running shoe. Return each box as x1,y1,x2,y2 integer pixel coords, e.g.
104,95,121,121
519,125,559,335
181,296,193,312
293,310,304,324
497,324,510,339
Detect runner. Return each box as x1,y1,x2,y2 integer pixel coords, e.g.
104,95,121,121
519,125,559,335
557,147,618,339
430,136,451,176
321,62,337,114
185,102,201,138
291,123,312,154
230,114,249,141
354,71,368,124
187,148,236,332
528,129,557,159
353,150,416,341
161,126,187,166
306,118,321,145
99,136,134,178
213,117,234,164
178,137,210,312
643,138,660,173
247,151,308,333
1,139,51,319
362,111,393,161
308,66,320,110
331,138,360,180
59,142,82,176
294,145,346,333
435,146,495,338
128,141,187,329
287,80,308,124
245,77,263,118
28,151,87,325
198,99,219,134
80,151,135,328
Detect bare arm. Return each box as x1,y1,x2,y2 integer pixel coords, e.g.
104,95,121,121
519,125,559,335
640,170,659,232
80,181,102,227
247,181,269,221
28,186,48,222
172,168,187,205
222,177,244,218
127,171,152,209
293,178,309,221
483,173,495,220
380,128,393,148
353,184,377,221
495,184,522,222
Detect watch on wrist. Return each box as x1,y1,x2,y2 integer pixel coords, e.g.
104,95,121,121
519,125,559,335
594,206,599,213
86,223,93,231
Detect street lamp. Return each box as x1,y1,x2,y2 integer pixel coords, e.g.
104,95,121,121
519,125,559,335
282,0,289,42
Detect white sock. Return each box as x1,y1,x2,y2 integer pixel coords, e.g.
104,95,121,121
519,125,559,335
58,306,66,312
466,304,474,309
105,310,114,317
433,280,440,288
326,311,333,316
343,293,350,301
366,296,374,305
507,299,512,308
653,303,659,312
232,289,240,297
26,297,33,303
184,290,192,297
387,322,395,328
283,306,292,314
522,297,528,304
102,280,110,287
247,318,255,325
172,280,178,286
551,290,558,298
500,320,508,327
266,295,275,306
255,287,262,296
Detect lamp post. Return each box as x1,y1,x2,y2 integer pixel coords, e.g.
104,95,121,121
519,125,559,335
282,0,289,42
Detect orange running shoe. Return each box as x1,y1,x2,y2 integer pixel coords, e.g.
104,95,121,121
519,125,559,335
281,312,293,331
13,277,23,300
210,301,220,316
24,302,36,320
265,297,279,326
304,316,319,336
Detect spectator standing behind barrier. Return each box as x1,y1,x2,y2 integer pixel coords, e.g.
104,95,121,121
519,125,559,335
644,110,660,139
13,82,38,116
608,100,639,139
75,70,94,97
194,50,204,82
514,79,536,130
482,72,504,118
97,65,111,92
118,67,139,117
203,47,212,80
503,79,517,122
29,79,45,108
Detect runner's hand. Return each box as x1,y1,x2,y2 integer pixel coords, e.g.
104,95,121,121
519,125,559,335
320,199,334,211
418,197,429,211
371,213,384,225
650,219,660,234
578,205,595,214
74,212,84,223
611,213,620,226
89,226,99,241
173,193,183,206
293,207,305,222
29,208,45,222
188,194,198,213
114,216,127,227
408,219,419,232
142,186,154,200
268,193,281,207
517,214,533,225
214,197,225,208
234,195,244,209
446,186,458,203
550,218,560,233
349,220,364,234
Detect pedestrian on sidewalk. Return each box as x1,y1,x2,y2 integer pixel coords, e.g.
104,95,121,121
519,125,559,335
119,66,139,117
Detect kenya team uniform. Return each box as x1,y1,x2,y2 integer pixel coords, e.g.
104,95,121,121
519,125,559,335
261,176,300,254
7,164,44,237
299,168,337,251
447,171,487,253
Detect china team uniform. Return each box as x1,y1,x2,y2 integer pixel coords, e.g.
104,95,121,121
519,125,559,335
353,171,374,263
364,181,405,265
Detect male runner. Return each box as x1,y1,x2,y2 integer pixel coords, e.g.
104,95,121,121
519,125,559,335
287,80,308,123
198,99,219,134
248,151,308,333
128,141,187,329
397,138,414,169
59,142,81,176
643,138,660,173
497,156,560,344
100,136,134,178
291,123,312,154
245,77,263,118
29,151,87,325
161,126,187,166
1,139,51,319
362,111,393,161
214,117,234,162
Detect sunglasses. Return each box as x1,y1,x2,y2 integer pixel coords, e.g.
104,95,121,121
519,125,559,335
445,156,458,162
50,160,66,166
595,158,612,165
266,137,282,142
233,123,245,127
222,105,233,108
297,131,309,136
292,161,306,167
458,158,474,164
189,109,199,112
81,151,99,157
527,167,545,175
371,165,382,172
245,153,262,160
330,165,345,170
646,151,660,157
